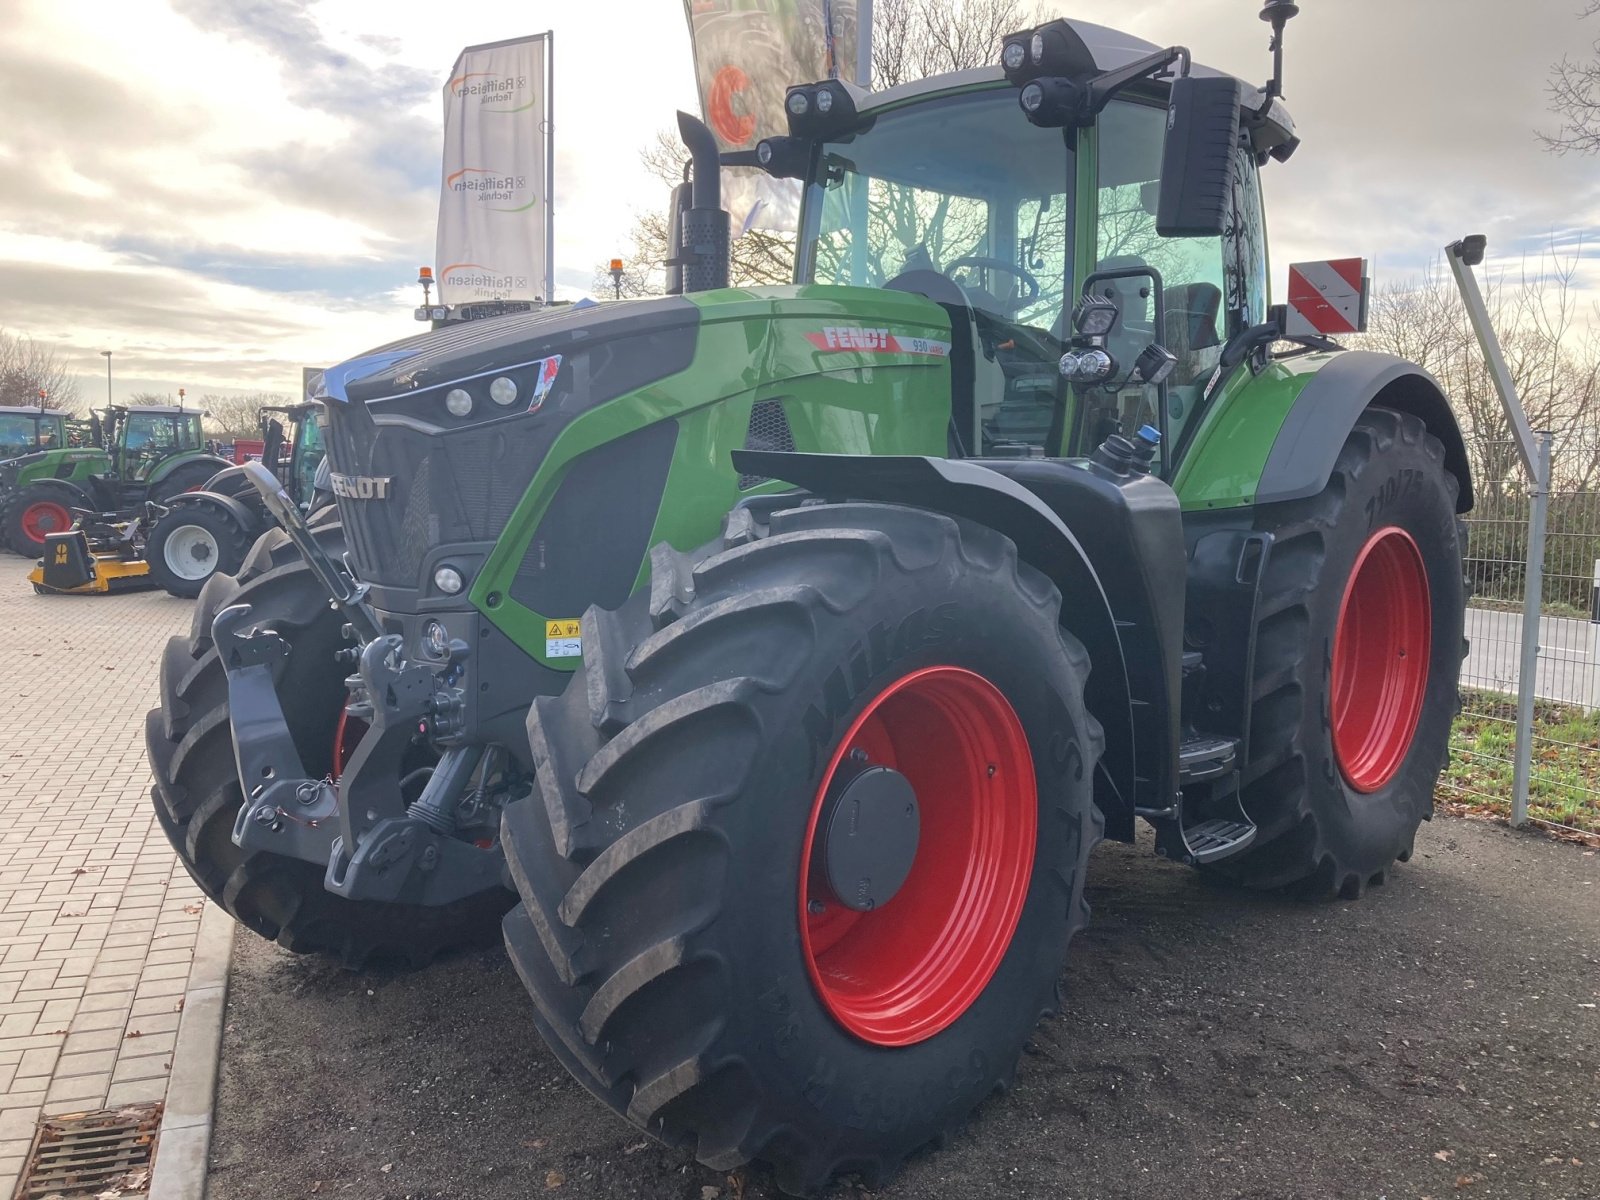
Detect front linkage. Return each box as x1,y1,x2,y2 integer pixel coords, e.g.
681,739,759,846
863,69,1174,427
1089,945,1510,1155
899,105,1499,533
219,462,504,907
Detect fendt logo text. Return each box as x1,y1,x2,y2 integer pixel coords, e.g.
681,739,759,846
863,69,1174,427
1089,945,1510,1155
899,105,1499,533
330,473,392,500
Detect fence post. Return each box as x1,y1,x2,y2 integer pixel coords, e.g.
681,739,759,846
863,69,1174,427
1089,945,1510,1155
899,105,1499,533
1510,431,1552,826
1589,558,1600,716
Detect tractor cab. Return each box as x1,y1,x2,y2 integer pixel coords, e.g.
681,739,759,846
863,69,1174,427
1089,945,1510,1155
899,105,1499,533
108,406,206,481
774,19,1290,473
258,403,325,503
0,407,67,461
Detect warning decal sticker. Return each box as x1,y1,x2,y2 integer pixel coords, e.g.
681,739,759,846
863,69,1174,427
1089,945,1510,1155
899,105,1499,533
544,618,582,659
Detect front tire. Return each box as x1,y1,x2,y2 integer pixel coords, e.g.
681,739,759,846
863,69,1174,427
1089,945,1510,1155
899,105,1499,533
1209,406,1466,898
501,503,1103,1193
145,504,252,598
146,520,513,968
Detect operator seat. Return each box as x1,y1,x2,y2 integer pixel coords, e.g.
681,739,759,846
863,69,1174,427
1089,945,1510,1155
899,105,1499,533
1163,281,1223,427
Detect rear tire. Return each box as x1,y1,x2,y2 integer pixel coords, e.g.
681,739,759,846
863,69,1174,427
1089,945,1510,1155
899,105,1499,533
501,503,1103,1193
145,504,252,598
2,481,84,556
1206,406,1466,898
146,519,513,968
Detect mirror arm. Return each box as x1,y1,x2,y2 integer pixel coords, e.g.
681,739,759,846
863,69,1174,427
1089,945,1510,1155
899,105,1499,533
1083,46,1190,118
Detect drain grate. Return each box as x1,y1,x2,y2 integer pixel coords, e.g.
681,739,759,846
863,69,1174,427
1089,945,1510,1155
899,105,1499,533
12,1102,161,1199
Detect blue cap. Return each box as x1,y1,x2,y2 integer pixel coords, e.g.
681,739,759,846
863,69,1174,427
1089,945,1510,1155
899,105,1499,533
1136,424,1162,444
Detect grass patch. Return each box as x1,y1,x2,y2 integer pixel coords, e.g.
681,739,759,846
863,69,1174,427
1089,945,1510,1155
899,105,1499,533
1441,688,1600,833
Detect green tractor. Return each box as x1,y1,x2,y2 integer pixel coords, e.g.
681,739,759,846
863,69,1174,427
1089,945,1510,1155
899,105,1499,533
147,6,1471,1191
144,403,330,597
1,405,230,556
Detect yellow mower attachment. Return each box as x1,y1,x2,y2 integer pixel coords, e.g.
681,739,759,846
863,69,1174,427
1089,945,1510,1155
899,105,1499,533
28,530,154,595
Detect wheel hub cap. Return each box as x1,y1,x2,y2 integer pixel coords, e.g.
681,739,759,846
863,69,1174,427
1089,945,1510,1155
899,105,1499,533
820,761,920,912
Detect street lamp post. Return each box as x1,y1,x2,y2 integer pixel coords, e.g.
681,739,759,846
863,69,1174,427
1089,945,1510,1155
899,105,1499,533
99,350,113,408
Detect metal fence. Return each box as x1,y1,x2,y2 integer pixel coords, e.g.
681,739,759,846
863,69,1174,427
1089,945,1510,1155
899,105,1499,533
1445,442,1600,837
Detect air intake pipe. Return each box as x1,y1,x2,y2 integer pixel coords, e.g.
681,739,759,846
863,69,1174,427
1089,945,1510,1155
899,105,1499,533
671,111,731,293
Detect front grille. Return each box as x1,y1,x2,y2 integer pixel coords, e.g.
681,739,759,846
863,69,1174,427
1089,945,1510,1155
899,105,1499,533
325,408,554,588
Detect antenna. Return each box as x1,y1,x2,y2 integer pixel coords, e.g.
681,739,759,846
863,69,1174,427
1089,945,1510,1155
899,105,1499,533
1259,0,1299,101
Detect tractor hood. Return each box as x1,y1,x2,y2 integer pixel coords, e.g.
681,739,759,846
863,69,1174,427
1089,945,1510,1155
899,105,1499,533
317,286,953,609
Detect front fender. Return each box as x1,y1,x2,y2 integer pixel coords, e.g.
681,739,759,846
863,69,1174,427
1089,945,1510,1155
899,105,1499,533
733,449,1139,841
1175,349,1473,513
160,487,261,534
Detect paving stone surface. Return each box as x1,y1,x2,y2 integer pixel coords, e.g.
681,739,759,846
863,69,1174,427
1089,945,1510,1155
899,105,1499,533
0,556,199,1193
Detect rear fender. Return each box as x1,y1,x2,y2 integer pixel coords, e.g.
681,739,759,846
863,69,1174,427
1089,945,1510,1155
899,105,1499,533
147,451,233,486
1256,351,1474,511
733,449,1138,841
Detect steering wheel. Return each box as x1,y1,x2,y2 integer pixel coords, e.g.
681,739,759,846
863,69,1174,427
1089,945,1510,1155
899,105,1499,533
943,256,1041,314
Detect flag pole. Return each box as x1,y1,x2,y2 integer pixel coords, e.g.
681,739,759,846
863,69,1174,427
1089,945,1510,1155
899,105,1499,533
856,0,872,86
545,29,556,305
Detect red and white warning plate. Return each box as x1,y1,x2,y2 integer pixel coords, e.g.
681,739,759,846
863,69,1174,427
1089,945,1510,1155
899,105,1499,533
1285,258,1369,337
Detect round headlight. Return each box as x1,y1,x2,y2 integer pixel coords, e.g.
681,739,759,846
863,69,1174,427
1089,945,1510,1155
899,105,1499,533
444,388,473,417
815,88,833,114
433,565,464,595
1078,349,1113,381
1002,41,1026,71
422,620,450,659
786,90,810,116
1030,31,1045,64
489,376,518,406
1058,351,1081,380
757,141,773,165
1020,82,1044,114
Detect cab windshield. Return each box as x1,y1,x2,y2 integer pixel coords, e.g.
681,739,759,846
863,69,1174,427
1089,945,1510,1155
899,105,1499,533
799,87,1073,335
0,414,44,458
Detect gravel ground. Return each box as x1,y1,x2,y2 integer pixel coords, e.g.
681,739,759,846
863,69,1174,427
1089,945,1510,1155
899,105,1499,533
207,817,1600,1200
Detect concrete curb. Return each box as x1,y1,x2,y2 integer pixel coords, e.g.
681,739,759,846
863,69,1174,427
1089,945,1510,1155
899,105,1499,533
149,901,234,1200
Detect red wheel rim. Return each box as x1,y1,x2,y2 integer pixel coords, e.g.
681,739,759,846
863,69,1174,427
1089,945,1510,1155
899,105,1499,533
1330,526,1432,793
21,501,71,543
799,666,1036,1046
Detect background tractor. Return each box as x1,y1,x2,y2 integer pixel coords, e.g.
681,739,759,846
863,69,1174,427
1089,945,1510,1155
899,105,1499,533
146,5,1472,1192
1,404,229,556
144,402,330,597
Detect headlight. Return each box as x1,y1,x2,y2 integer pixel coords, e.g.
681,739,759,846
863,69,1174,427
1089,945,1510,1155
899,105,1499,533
1058,352,1081,379
1072,295,1120,337
1002,40,1027,71
444,388,473,417
489,376,518,406
1030,31,1045,64
787,90,810,116
1020,82,1044,114
815,88,833,114
433,565,464,594
1074,348,1113,382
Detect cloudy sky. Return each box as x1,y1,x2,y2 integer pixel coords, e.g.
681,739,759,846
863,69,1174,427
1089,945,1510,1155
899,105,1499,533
0,0,1596,405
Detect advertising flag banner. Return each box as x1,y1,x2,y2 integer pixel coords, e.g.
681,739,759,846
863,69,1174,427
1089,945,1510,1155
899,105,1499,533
683,0,862,231
436,35,550,305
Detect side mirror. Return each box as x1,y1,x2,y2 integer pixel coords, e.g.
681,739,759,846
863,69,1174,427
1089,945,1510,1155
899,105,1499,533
1156,76,1241,238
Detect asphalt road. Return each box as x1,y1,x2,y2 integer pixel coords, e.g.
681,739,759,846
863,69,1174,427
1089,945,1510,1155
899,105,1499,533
1463,606,1597,706
207,817,1600,1200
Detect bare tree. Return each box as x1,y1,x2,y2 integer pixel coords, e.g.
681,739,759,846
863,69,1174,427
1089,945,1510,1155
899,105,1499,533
1541,1,1600,154
198,392,294,438
0,330,82,410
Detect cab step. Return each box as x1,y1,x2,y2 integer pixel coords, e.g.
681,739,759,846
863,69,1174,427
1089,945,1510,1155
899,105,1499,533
1178,734,1237,783
1179,818,1257,864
